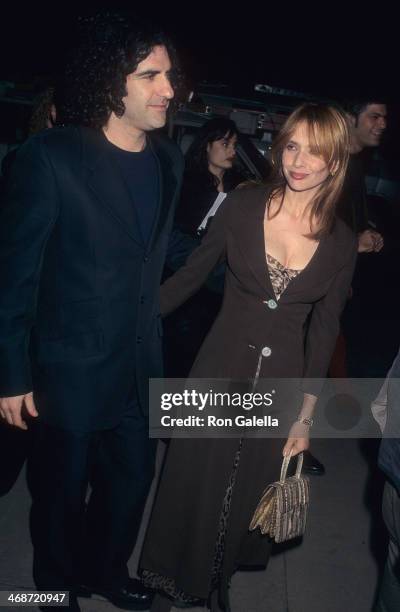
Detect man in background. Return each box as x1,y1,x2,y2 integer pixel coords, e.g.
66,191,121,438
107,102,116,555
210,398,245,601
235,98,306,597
338,99,387,251
330,100,389,381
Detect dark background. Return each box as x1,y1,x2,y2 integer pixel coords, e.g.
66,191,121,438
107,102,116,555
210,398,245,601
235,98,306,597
0,2,397,100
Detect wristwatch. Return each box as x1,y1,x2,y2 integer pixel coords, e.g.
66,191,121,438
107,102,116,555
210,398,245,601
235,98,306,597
296,416,314,427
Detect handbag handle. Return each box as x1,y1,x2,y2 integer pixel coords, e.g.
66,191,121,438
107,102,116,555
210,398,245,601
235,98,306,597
279,451,304,483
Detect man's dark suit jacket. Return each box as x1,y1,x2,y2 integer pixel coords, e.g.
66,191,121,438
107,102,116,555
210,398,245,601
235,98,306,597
0,126,184,431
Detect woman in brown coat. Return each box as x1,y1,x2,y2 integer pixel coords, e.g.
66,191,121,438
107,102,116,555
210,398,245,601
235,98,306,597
141,104,358,611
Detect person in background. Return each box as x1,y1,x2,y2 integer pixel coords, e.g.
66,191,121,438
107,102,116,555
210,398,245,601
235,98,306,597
175,117,245,236
337,99,387,250
371,348,400,611
165,118,245,377
28,87,57,134
337,99,399,379
329,100,387,382
1,86,57,187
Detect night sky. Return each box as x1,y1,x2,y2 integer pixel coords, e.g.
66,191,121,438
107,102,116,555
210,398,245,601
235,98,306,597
1,3,397,102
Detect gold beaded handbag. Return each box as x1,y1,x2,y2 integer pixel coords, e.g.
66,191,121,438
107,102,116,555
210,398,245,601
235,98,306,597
249,452,310,543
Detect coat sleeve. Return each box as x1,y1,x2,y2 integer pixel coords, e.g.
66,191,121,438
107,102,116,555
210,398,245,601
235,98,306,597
0,135,59,396
302,237,358,396
161,193,233,316
165,227,199,273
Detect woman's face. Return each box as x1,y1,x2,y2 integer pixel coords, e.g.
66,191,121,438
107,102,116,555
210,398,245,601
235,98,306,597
282,122,331,193
207,132,238,174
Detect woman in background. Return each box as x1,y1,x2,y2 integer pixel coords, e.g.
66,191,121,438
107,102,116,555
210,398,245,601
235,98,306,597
165,118,246,377
175,117,245,236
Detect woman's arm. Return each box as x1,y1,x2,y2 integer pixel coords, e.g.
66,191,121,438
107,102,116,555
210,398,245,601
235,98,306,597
302,240,358,395
282,393,317,456
283,237,358,456
161,192,234,316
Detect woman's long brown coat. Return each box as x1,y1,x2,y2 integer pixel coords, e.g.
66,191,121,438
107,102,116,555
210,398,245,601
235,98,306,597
141,185,357,605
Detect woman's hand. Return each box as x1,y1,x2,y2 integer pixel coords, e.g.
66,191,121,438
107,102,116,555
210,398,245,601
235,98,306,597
282,421,310,457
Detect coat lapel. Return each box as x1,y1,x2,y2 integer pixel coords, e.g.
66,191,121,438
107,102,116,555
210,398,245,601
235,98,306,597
82,127,144,247
82,129,178,252
279,221,345,302
146,134,178,252
233,185,345,303
235,186,276,297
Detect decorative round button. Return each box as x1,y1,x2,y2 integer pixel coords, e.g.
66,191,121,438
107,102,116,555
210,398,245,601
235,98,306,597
262,346,272,357
266,299,277,310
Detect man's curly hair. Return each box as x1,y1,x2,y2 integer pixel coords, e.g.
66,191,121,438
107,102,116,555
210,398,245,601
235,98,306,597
63,12,184,129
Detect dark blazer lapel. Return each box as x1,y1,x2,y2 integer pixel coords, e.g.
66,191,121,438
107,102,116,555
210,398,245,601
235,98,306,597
235,186,276,298
82,127,144,247
147,135,177,252
234,185,347,302
279,225,345,302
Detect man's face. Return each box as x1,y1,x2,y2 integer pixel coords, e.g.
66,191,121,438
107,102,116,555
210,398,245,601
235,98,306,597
353,103,387,149
121,45,174,134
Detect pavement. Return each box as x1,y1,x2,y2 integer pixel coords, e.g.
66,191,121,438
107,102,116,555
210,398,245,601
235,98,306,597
0,434,387,612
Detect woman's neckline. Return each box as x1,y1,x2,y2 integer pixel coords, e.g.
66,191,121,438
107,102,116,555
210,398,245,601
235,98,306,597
263,198,322,275
266,252,303,273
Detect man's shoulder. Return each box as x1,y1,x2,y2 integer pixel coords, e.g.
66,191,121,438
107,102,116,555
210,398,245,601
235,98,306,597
8,127,82,178
149,131,183,165
17,126,81,160
33,125,80,147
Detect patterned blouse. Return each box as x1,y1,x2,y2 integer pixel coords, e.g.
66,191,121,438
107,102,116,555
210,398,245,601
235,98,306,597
266,253,302,299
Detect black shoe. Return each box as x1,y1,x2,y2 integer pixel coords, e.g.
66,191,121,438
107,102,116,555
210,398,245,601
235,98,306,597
78,577,153,610
302,451,325,476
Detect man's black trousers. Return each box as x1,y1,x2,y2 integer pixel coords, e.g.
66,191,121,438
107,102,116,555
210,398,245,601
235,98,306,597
28,400,156,591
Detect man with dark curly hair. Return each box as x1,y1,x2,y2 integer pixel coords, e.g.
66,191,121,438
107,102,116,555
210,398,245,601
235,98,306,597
0,12,185,612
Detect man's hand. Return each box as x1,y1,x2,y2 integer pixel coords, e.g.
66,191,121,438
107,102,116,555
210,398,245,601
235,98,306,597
358,229,384,253
0,392,38,430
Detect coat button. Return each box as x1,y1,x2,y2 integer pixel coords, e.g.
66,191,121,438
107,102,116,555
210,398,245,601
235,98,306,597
143,256,149,263
262,346,272,357
140,296,145,304
136,336,142,344
265,299,277,310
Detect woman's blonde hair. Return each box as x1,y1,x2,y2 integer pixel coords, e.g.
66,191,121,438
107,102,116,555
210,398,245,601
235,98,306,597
269,103,350,238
